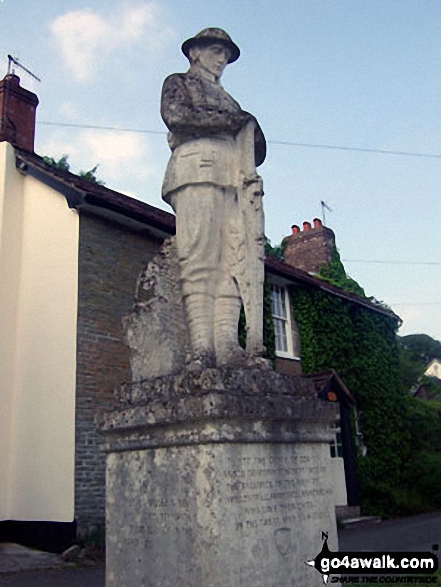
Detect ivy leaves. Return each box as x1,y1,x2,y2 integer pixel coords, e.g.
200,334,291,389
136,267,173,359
290,268,409,516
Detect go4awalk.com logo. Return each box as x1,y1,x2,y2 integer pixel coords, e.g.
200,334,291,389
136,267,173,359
306,532,439,584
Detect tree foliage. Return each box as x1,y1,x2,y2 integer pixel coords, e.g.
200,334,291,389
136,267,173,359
43,154,70,172
398,333,441,393
400,333,441,362
265,239,285,261
398,394,441,513
42,155,105,185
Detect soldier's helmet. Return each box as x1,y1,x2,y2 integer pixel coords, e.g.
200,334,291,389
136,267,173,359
181,28,240,63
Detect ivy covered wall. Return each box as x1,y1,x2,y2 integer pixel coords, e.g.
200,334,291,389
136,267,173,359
265,241,441,515
290,249,410,516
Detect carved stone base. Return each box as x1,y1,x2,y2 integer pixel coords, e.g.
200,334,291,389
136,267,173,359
98,369,339,587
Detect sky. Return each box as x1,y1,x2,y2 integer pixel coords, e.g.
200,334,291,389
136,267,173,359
1,0,440,340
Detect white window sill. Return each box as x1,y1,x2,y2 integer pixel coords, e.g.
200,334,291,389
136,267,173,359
275,352,301,361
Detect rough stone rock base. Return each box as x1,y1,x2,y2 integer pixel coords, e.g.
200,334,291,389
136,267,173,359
123,238,190,380
98,369,339,587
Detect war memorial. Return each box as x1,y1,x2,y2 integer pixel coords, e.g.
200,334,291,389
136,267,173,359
98,28,338,587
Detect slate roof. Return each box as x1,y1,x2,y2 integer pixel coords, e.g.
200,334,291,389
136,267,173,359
15,148,400,322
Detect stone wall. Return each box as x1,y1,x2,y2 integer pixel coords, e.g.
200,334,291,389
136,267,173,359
75,212,162,533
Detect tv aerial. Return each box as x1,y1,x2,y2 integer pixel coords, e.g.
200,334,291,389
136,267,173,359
320,200,332,225
7,55,41,82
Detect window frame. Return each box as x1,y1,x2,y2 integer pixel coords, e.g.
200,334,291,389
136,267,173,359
269,280,300,360
329,418,343,459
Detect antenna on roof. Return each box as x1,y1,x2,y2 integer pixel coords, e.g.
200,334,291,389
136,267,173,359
7,55,41,82
320,200,332,225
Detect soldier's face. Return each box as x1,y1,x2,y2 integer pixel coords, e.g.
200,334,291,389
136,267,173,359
195,44,230,78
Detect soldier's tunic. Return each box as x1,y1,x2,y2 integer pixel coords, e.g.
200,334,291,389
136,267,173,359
161,69,265,360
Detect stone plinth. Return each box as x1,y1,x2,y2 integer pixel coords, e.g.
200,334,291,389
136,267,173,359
98,369,338,587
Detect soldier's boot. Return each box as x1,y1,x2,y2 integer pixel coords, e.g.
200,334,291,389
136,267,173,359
184,293,215,368
214,295,244,366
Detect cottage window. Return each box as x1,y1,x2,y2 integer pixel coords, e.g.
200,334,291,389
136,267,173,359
330,419,343,458
271,283,288,352
269,283,298,358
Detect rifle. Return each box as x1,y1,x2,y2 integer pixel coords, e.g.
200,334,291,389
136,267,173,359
235,120,265,357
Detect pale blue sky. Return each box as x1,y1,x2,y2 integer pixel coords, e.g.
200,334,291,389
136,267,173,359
2,0,440,339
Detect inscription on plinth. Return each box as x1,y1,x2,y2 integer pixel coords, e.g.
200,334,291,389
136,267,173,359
221,454,331,529
106,442,337,587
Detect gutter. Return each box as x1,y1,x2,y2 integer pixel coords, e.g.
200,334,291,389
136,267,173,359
16,154,83,209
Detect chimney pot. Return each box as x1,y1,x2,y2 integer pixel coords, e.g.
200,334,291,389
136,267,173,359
313,218,323,228
303,221,312,232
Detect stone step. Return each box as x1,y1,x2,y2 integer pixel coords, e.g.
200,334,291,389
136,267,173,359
340,516,382,529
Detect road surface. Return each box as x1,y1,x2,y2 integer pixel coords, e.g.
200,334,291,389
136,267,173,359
1,513,440,586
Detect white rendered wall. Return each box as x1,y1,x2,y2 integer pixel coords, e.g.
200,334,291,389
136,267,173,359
330,457,348,506
0,142,23,519
425,359,441,379
0,142,79,521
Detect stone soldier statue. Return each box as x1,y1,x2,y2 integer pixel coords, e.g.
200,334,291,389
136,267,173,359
161,28,266,367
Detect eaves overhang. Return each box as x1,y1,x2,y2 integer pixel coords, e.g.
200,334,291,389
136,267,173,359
16,152,84,209
265,255,401,322
14,148,175,238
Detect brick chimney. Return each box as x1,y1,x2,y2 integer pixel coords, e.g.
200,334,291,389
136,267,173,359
283,218,336,274
0,74,39,152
